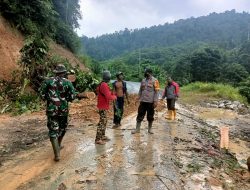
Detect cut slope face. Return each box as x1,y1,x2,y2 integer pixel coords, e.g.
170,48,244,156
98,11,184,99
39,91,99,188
0,17,86,82
49,42,87,71
0,17,23,81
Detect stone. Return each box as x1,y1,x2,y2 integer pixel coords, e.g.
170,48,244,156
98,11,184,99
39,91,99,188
218,103,225,108
210,104,219,108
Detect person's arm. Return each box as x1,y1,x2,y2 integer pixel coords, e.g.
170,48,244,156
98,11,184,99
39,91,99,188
153,79,160,108
40,80,49,101
124,82,130,104
101,83,116,101
112,81,116,95
66,81,76,102
162,89,166,99
137,82,142,101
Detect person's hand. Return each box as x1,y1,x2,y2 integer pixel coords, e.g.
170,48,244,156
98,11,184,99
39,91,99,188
153,101,158,108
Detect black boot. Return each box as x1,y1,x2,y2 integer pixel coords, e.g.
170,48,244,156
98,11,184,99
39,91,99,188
131,122,141,134
50,137,60,161
148,121,154,134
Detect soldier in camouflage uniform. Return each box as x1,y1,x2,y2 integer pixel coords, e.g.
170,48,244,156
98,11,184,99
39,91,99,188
40,64,76,161
132,68,160,134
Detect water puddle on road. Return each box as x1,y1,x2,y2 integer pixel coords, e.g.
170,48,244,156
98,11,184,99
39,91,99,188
197,107,249,169
198,108,237,120
229,138,249,169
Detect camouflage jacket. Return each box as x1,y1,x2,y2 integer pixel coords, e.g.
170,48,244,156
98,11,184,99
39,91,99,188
40,76,76,116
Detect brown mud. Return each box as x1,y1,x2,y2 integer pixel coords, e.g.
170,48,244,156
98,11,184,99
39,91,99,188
0,98,249,190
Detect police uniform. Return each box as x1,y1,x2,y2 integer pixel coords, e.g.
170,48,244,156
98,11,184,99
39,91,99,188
132,71,160,134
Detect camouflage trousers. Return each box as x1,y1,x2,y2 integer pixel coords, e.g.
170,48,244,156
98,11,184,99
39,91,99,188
95,110,107,141
47,115,68,138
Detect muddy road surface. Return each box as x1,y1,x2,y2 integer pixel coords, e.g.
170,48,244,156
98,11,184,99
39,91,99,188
0,99,249,190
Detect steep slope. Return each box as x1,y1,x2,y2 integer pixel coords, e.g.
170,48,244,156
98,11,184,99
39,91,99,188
49,42,87,71
0,16,86,82
0,17,23,81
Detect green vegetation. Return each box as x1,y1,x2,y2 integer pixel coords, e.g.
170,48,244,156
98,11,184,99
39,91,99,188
181,82,247,104
0,0,81,53
0,0,82,91
81,10,250,61
81,11,250,101
75,70,100,92
0,0,90,115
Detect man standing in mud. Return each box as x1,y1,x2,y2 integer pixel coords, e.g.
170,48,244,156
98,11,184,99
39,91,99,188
112,72,129,128
132,68,160,134
95,70,117,145
40,64,76,161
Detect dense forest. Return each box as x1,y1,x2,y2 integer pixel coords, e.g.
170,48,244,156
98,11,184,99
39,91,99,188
0,2,249,103
82,10,250,102
81,10,250,61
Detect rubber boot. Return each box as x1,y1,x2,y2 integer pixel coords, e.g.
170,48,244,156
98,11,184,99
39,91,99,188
166,111,173,120
165,110,171,119
148,121,154,134
58,136,64,149
171,110,175,120
131,122,141,134
173,110,177,120
50,137,60,161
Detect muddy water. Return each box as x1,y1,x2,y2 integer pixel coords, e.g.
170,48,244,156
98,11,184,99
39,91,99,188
0,113,183,190
197,107,250,169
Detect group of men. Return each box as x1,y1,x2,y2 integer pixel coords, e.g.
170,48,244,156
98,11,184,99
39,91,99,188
41,64,179,161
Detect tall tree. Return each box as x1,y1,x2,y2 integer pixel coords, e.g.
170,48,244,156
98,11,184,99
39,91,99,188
52,0,82,29
190,48,223,82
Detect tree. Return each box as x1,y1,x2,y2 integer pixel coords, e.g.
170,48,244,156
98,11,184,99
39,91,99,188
172,56,192,86
190,48,223,82
238,42,250,73
52,0,82,29
221,63,249,86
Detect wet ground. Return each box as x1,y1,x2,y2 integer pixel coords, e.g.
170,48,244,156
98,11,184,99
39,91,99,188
0,100,249,190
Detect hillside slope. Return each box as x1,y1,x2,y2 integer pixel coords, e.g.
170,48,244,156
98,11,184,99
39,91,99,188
0,17,23,81
0,17,86,81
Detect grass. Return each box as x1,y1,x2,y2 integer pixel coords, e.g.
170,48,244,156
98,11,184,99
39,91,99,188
180,82,247,105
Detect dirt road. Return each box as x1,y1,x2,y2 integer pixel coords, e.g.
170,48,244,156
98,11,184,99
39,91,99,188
0,100,249,190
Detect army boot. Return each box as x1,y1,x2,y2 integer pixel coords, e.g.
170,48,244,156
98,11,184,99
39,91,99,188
131,122,141,134
50,137,60,161
148,121,154,134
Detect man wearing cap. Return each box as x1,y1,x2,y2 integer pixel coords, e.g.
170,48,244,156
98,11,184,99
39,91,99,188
112,72,129,128
132,68,160,134
40,64,77,161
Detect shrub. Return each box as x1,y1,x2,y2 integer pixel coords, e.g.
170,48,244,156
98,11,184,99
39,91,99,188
182,82,247,103
75,70,100,92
